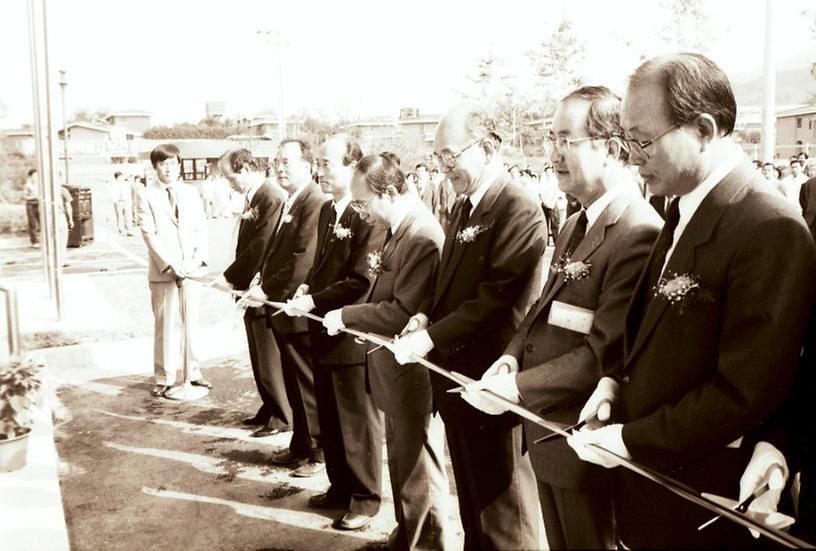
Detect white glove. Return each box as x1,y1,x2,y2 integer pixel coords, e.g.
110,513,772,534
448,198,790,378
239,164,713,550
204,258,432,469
739,441,794,538
323,309,345,336
239,284,267,308
578,376,619,426
284,294,315,317
390,329,434,365
461,355,521,415
292,284,309,299
567,423,630,469
399,313,429,336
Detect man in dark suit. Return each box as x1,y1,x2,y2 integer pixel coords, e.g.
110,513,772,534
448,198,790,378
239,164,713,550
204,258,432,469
799,174,816,241
218,149,292,437
328,152,451,550
391,103,547,549
242,139,327,474
568,53,816,548
283,135,384,528
463,86,662,549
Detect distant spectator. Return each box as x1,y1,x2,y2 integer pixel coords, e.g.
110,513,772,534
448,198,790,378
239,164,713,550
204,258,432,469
58,183,74,267
779,161,808,210
807,160,816,179
414,163,434,209
752,159,762,171
111,171,133,236
24,168,40,247
798,151,809,165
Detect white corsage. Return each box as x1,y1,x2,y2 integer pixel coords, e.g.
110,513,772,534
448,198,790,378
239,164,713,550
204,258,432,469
281,213,293,224
367,250,384,277
654,272,708,312
241,207,258,221
333,224,352,240
456,224,489,244
552,256,591,284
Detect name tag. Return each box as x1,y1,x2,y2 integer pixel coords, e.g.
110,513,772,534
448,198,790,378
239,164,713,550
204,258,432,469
548,301,595,335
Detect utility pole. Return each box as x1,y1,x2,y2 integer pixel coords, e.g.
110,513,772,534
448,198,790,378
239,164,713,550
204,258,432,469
27,0,64,319
58,69,69,184
760,0,776,163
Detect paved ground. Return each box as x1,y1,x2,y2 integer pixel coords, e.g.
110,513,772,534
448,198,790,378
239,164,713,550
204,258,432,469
53,356,468,551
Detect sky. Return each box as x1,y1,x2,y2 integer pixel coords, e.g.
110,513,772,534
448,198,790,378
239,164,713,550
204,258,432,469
0,0,814,129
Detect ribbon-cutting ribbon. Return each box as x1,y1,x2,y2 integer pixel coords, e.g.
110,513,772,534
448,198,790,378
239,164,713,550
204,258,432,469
191,275,812,549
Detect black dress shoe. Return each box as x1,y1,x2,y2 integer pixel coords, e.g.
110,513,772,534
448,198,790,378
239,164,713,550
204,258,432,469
250,426,282,438
241,415,267,426
333,512,373,531
191,378,212,389
151,385,171,397
269,450,308,466
308,491,348,509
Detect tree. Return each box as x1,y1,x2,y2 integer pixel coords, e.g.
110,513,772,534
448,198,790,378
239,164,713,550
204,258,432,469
527,18,587,118
658,0,715,53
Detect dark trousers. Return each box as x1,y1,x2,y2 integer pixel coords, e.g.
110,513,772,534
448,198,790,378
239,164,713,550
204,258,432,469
273,329,321,460
244,311,292,431
385,411,449,551
315,363,382,516
537,480,613,550
26,198,40,245
445,422,541,550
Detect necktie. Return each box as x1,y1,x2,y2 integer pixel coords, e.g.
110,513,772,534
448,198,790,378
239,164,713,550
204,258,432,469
166,186,178,219
647,197,681,290
564,210,588,257
458,197,473,232
321,206,337,256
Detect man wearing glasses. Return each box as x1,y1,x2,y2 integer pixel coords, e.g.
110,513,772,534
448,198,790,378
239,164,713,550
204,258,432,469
461,85,662,549
568,53,816,548
391,103,547,549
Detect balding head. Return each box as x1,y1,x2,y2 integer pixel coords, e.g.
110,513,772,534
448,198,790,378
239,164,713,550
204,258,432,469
434,102,502,195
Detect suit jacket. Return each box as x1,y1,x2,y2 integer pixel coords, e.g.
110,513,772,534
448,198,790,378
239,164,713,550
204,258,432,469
509,190,662,490
260,183,326,334
223,181,286,291
799,176,816,241
342,203,444,417
427,173,548,427
305,199,383,366
614,160,816,546
136,181,207,282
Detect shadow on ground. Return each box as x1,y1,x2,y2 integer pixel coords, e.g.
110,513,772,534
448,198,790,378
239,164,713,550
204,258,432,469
52,355,469,551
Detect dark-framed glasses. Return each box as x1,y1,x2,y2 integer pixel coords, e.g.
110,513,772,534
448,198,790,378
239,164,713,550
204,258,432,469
614,123,682,157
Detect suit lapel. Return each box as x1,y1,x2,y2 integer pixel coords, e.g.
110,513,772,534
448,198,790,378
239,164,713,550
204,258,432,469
367,207,419,301
153,185,178,226
625,165,751,363
529,192,635,326
434,177,508,305
313,200,337,274
263,184,316,266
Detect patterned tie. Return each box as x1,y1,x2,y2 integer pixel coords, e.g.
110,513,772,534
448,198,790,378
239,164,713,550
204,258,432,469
564,210,588,257
647,197,681,290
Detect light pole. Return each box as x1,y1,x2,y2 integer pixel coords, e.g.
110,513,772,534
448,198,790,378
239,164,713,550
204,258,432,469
58,69,69,184
257,30,286,142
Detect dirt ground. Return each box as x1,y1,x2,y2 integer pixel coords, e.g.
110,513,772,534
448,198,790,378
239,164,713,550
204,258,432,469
54,355,464,551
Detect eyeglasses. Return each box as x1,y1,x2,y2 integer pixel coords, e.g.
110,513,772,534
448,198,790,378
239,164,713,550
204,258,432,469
614,123,681,158
435,140,482,169
546,133,604,154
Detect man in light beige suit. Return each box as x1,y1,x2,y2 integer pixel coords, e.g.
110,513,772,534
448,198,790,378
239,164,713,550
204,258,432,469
136,144,211,397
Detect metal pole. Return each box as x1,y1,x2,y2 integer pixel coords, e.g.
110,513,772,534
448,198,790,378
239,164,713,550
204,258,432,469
0,284,21,360
760,0,776,163
277,34,285,142
27,0,54,297
40,0,64,319
59,70,69,185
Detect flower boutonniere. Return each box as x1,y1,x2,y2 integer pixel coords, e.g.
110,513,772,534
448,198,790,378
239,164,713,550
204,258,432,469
281,213,293,225
654,272,708,313
456,224,489,244
333,224,352,240
367,250,384,278
241,206,258,222
552,255,591,284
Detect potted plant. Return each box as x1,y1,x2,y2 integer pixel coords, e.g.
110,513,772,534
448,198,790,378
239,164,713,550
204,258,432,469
0,356,43,472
